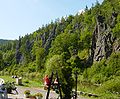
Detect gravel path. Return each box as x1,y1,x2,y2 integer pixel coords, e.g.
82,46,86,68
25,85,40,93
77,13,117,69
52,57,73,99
8,86,58,99
7,86,87,99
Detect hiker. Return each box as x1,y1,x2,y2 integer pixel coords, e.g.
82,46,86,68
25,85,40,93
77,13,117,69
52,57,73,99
53,78,59,94
43,75,50,89
54,78,58,85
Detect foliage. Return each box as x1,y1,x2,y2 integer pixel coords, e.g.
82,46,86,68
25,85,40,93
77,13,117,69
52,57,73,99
24,90,30,94
0,0,120,98
0,76,42,87
35,92,43,97
78,49,89,59
96,76,120,94
1,81,16,93
49,33,78,57
0,51,4,69
0,39,11,44
45,55,64,78
83,52,120,84
0,76,16,82
112,14,120,38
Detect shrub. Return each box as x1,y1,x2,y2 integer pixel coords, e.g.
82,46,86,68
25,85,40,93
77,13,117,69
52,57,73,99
96,76,120,94
1,81,16,93
35,92,43,97
24,79,29,83
24,90,30,95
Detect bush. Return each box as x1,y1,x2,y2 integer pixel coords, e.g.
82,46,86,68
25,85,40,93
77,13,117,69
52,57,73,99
24,79,29,83
24,90,30,95
83,52,120,84
24,90,31,98
96,76,120,94
1,81,16,93
35,92,43,97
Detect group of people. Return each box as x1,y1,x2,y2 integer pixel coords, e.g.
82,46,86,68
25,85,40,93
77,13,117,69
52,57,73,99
43,75,58,90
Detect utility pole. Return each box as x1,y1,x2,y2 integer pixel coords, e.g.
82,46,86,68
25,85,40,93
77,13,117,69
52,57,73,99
75,71,77,99
56,72,62,99
46,72,53,99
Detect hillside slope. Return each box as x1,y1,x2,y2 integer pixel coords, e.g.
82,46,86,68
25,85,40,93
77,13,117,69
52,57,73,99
0,0,120,98
0,39,10,44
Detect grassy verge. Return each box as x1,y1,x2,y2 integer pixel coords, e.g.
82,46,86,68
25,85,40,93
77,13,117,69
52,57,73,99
0,75,43,88
0,76,16,82
77,81,120,99
22,78,43,87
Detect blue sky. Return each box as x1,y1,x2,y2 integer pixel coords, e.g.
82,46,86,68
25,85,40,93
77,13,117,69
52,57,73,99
0,0,103,40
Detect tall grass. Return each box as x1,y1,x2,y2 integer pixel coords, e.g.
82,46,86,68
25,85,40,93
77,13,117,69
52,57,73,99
0,75,43,88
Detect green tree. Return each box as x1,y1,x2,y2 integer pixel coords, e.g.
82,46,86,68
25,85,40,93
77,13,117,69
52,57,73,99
45,55,74,98
36,48,45,70
112,14,120,38
0,51,4,70
45,55,64,78
49,33,78,57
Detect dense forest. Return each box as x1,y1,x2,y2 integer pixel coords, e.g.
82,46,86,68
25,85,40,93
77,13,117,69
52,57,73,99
0,39,12,44
0,0,120,98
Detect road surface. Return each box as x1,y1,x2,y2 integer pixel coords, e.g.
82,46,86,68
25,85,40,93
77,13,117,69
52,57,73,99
8,86,58,99
8,86,87,99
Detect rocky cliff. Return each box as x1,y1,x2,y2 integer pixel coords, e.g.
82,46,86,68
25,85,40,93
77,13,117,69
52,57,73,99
91,12,119,62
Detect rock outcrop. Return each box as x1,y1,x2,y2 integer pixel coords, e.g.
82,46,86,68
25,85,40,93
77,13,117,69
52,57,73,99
40,25,57,51
91,13,118,62
113,39,120,52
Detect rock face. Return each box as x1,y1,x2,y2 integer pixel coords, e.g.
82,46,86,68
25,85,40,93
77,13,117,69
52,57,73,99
15,36,34,64
91,14,117,62
113,39,120,52
110,12,118,28
44,25,57,51
40,25,57,51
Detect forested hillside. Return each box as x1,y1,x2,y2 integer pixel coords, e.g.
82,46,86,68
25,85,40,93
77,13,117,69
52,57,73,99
0,39,11,44
0,0,120,98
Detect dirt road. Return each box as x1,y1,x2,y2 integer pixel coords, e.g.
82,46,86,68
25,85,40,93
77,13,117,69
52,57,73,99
8,86,87,99
8,86,58,99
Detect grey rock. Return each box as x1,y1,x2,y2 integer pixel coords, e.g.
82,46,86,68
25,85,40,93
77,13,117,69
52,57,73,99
113,39,120,52
110,12,118,28
91,15,116,62
40,25,57,52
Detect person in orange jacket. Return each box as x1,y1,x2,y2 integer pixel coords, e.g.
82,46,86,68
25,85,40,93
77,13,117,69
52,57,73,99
43,75,50,89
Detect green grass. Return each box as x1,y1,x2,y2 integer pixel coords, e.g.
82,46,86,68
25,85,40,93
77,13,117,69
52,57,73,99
0,75,43,88
0,75,16,82
22,78,43,87
77,81,120,99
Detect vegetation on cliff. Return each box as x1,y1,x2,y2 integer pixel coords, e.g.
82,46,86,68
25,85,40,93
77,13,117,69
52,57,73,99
0,0,120,98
